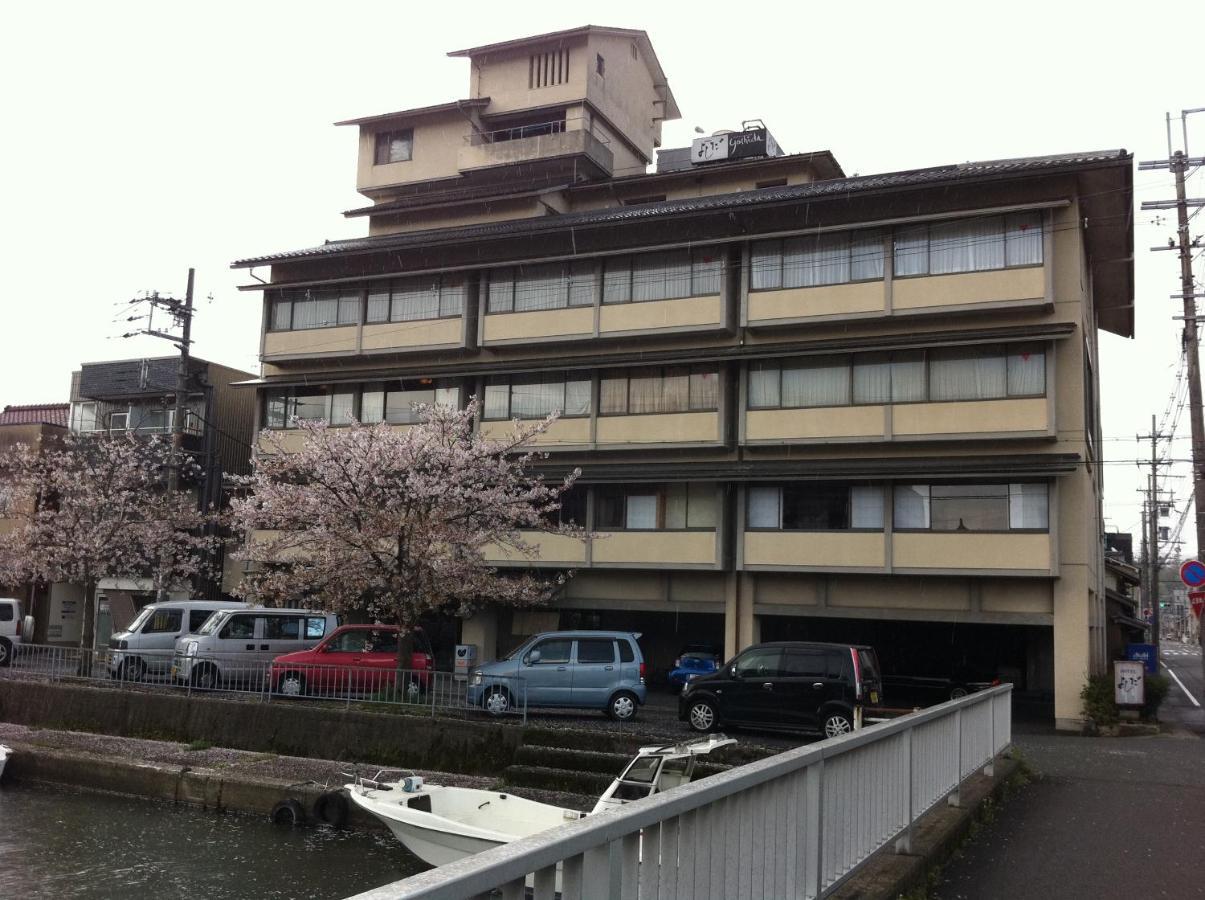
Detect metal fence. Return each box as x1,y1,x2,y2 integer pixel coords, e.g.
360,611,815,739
346,685,1013,900
0,642,528,721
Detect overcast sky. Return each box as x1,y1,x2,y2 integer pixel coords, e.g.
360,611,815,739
3,0,1203,556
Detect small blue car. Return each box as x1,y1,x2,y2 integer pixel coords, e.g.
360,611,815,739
467,630,646,720
667,645,722,688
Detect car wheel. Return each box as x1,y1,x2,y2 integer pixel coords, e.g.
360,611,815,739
279,672,305,697
607,691,638,721
120,659,146,683
687,698,717,733
0,637,12,668
823,711,854,738
484,687,511,716
191,665,218,691
949,686,969,700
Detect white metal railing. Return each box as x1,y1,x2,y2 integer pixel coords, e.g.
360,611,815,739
346,685,1012,900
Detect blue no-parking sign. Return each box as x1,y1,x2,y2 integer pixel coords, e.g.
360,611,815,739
1179,559,1205,587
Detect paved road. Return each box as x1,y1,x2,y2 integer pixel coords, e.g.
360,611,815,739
937,641,1205,900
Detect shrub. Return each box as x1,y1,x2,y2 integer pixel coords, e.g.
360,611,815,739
1080,675,1118,727
1142,673,1170,720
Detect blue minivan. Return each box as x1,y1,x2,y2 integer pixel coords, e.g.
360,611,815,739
467,630,647,720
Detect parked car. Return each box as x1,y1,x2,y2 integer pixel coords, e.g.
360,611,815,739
680,641,883,738
468,630,647,720
0,598,24,667
882,673,997,707
171,608,341,690
108,600,248,681
269,625,434,699
667,644,721,688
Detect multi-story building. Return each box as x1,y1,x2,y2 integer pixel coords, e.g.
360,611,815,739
63,355,256,642
232,26,1134,728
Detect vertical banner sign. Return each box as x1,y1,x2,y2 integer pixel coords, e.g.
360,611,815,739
1114,660,1145,707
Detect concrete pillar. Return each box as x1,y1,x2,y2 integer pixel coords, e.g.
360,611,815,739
1053,568,1091,730
724,572,760,660
461,607,499,664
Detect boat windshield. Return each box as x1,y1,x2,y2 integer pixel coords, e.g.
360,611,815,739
620,755,660,785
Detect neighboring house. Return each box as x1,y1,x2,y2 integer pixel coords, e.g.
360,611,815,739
0,403,68,643
231,26,1134,729
61,356,256,644
1103,549,1146,662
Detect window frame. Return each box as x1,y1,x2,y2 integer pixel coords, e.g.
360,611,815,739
374,128,414,166
593,483,718,532
892,212,1044,279
745,484,886,533
750,229,885,292
263,381,461,429
890,482,1050,534
480,375,592,421
599,366,720,417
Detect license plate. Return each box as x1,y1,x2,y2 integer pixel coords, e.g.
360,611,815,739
870,691,879,704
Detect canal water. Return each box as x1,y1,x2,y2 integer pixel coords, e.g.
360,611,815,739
0,782,425,899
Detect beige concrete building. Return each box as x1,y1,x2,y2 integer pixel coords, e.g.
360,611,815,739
233,26,1134,728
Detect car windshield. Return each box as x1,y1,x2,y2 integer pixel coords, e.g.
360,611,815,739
681,652,716,661
126,607,155,634
503,639,534,661
198,611,230,636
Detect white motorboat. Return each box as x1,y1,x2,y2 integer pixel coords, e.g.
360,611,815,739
346,734,736,868
0,744,11,781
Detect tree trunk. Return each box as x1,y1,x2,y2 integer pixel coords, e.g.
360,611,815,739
395,616,416,703
77,576,96,677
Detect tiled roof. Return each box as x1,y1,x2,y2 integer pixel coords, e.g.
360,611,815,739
0,403,69,427
232,149,1129,269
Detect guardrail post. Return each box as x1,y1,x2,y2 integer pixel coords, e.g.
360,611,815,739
895,727,914,855
947,708,962,808
984,695,996,777
804,758,823,899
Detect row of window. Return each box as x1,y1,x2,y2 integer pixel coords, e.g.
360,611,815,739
266,212,1046,331
746,483,1048,532
264,380,460,429
750,212,1043,290
480,367,722,421
748,344,1045,409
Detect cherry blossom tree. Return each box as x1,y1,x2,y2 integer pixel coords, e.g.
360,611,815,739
230,400,581,672
0,433,220,668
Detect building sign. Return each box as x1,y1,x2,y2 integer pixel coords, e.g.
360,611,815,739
691,128,781,165
1114,660,1145,707
1125,642,1158,675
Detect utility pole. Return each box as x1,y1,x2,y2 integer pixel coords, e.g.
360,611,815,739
1139,110,1205,573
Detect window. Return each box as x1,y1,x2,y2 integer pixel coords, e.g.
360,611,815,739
601,249,722,304
264,388,356,428
751,230,883,290
531,639,572,664
481,376,591,420
374,129,413,165
756,178,788,189
747,485,884,530
221,615,255,640
362,379,459,425
70,401,97,433
596,53,605,77
264,616,303,640
600,366,719,415
622,195,667,206
530,48,570,88
487,261,596,313
143,609,182,634
577,639,615,664
749,344,1045,409
270,288,361,330
595,484,716,530
363,274,464,323
781,650,829,678
0,605,13,623
734,648,782,678
544,485,587,527
188,610,213,632
305,617,328,640
893,212,1043,277
618,641,635,663
264,381,458,428
892,483,1048,531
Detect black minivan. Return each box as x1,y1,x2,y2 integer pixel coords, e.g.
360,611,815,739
679,641,882,738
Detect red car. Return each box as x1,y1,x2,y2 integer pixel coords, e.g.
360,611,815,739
270,625,434,699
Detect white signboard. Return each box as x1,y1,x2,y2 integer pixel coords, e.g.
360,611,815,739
1114,660,1145,706
692,133,729,163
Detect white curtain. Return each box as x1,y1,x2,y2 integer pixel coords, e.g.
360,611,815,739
392,278,439,321
439,275,466,317
483,383,510,419
385,389,434,424
564,380,591,416
488,269,514,313
782,360,850,407
781,237,808,288
747,487,781,528
514,264,563,311
1005,212,1043,266
1009,483,1048,528
568,261,597,307
893,226,929,276
890,352,927,402
1007,346,1045,396
600,376,628,414
360,390,385,423
337,292,361,325
929,218,1005,274
691,250,723,295
366,287,390,323
893,485,930,529
626,495,658,529
806,233,851,287
689,371,719,410
329,393,355,425
850,231,884,281
929,350,1006,400
751,241,782,290
853,355,892,404
748,366,780,408
272,301,292,330
510,380,563,417
851,486,884,529
603,259,631,304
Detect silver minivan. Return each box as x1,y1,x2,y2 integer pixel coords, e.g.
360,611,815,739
108,600,248,681
171,607,340,690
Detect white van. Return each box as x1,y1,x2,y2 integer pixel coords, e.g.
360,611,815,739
108,600,249,681
0,598,25,667
171,607,341,690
